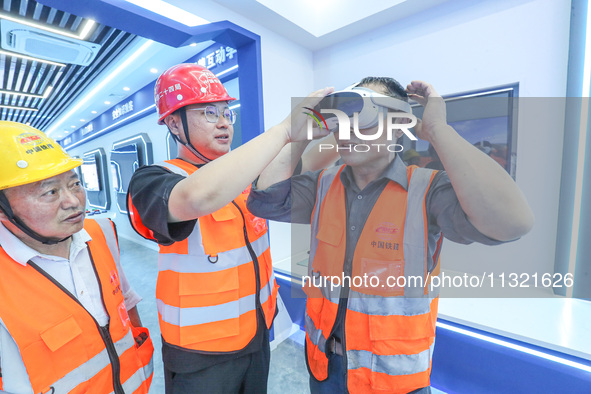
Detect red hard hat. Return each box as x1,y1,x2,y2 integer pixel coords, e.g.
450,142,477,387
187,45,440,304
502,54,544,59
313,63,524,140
154,63,236,124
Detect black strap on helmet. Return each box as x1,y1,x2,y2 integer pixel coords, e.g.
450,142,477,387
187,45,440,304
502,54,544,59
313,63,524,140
0,191,70,245
171,107,213,164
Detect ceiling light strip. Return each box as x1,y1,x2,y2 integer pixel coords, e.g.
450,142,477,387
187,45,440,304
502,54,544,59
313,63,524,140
0,85,54,99
0,50,65,67
0,104,38,111
79,20,96,40
46,39,155,137
43,86,54,98
0,13,94,40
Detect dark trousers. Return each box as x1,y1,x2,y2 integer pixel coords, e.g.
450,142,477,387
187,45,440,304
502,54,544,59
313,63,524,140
310,353,431,394
309,352,348,393
164,335,271,394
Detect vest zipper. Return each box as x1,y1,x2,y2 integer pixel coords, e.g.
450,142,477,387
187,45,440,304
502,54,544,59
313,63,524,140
98,324,124,393
28,259,125,394
163,197,266,357
231,201,263,316
329,189,360,389
88,252,125,394
334,280,350,388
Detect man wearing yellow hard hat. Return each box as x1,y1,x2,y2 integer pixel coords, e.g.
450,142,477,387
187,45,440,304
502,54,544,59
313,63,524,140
0,121,153,394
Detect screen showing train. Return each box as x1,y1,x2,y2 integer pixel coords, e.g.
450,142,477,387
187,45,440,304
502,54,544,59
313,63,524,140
410,85,518,178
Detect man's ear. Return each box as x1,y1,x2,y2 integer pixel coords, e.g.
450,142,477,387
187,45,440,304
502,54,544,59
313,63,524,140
163,113,183,138
0,191,10,221
0,204,9,221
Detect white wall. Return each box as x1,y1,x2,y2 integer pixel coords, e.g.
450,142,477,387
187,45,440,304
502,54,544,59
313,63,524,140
176,0,316,127
310,0,571,283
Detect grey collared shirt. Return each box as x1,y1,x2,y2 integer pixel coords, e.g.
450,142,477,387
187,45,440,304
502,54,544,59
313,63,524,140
247,155,504,346
247,156,501,250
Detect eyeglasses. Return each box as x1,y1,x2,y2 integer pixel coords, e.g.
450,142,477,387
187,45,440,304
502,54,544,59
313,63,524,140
187,105,237,125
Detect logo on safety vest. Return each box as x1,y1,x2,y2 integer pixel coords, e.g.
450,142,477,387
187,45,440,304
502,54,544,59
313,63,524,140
110,269,119,285
118,302,130,327
110,270,121,295
375,222,399,241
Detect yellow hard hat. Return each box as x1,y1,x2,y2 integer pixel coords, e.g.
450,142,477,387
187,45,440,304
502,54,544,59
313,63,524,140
0,121,82,190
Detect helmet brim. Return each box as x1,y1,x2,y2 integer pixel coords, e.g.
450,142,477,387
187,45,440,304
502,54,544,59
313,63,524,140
0,158,82,191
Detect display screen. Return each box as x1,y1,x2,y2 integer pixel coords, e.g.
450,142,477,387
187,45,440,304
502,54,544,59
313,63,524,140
81,162,100,191
110,134,153,214
409,86,517,177
111,162,121,193
415,116,510,171
110,144,139,194
81,148,110,210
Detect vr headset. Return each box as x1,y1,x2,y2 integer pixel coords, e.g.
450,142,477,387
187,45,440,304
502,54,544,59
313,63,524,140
314,82,412,130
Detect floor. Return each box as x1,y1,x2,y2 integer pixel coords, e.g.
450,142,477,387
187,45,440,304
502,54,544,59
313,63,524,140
119,237,444,394
118,237,165,393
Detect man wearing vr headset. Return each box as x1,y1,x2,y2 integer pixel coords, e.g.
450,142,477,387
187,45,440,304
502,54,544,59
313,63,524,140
247,78,533,393
127,63,335,393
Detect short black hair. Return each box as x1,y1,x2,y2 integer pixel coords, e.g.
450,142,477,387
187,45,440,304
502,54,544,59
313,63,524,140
358,77,408,102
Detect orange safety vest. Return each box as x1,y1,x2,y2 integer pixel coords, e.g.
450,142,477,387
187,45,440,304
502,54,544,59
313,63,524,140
0,218,153,394
128,159,278,352
304,165,442,394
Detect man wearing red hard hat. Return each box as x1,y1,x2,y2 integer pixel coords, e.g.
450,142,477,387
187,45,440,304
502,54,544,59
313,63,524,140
127,63,333,393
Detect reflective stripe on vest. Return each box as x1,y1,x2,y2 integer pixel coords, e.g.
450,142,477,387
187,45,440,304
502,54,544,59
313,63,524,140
140,355,154,385
0,219,151,394
347,343,435,375
158,231,269,273
157,269,275,326
305,313,328,354
305,164,441,393
120,355,154,394
48,330,140,393
150,159,278,352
